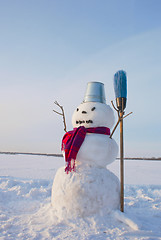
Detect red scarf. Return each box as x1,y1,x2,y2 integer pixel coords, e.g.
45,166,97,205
61,126,110,173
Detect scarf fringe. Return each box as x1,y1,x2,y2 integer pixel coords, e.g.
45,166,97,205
65,159,76,174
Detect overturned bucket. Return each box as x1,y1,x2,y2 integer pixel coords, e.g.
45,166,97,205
83,82,106,103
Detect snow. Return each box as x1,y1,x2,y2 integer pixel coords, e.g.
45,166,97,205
0,154,161,239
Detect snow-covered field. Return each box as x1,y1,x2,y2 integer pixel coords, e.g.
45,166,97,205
0,154,161,239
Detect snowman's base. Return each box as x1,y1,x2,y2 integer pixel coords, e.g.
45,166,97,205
51,166,120,220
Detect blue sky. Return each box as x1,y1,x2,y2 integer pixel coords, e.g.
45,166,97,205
0,0,161,157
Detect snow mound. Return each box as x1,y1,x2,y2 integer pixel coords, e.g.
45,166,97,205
0,155,161,239
1,175,161,239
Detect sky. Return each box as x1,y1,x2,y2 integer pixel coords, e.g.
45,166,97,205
0,0,161,157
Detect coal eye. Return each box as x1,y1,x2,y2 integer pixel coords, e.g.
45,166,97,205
77,108,79,111
91,107,96,111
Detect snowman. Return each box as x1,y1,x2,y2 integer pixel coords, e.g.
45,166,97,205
51,82,120,220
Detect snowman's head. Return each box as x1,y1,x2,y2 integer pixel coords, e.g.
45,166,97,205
72,102,115,129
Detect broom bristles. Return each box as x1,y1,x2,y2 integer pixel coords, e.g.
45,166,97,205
114,70,127,98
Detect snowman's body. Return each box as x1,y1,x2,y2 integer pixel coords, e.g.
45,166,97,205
76,133,118,168
51,102,120,219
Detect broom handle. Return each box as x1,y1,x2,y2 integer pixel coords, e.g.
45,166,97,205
120,111,124,212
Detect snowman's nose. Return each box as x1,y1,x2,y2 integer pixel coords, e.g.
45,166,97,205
82,111,87,114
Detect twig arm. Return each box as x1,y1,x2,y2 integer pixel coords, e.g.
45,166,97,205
61,106,67,133
53,110,63,116
110,101,133,138
110,118,120,138
123,112,133,119
111,100,119,112
53,101,67,132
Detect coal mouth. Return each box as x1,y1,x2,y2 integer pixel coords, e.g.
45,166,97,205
86,120,93,124
76,120,93,124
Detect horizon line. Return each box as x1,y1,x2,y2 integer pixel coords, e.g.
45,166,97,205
0,151,161,160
